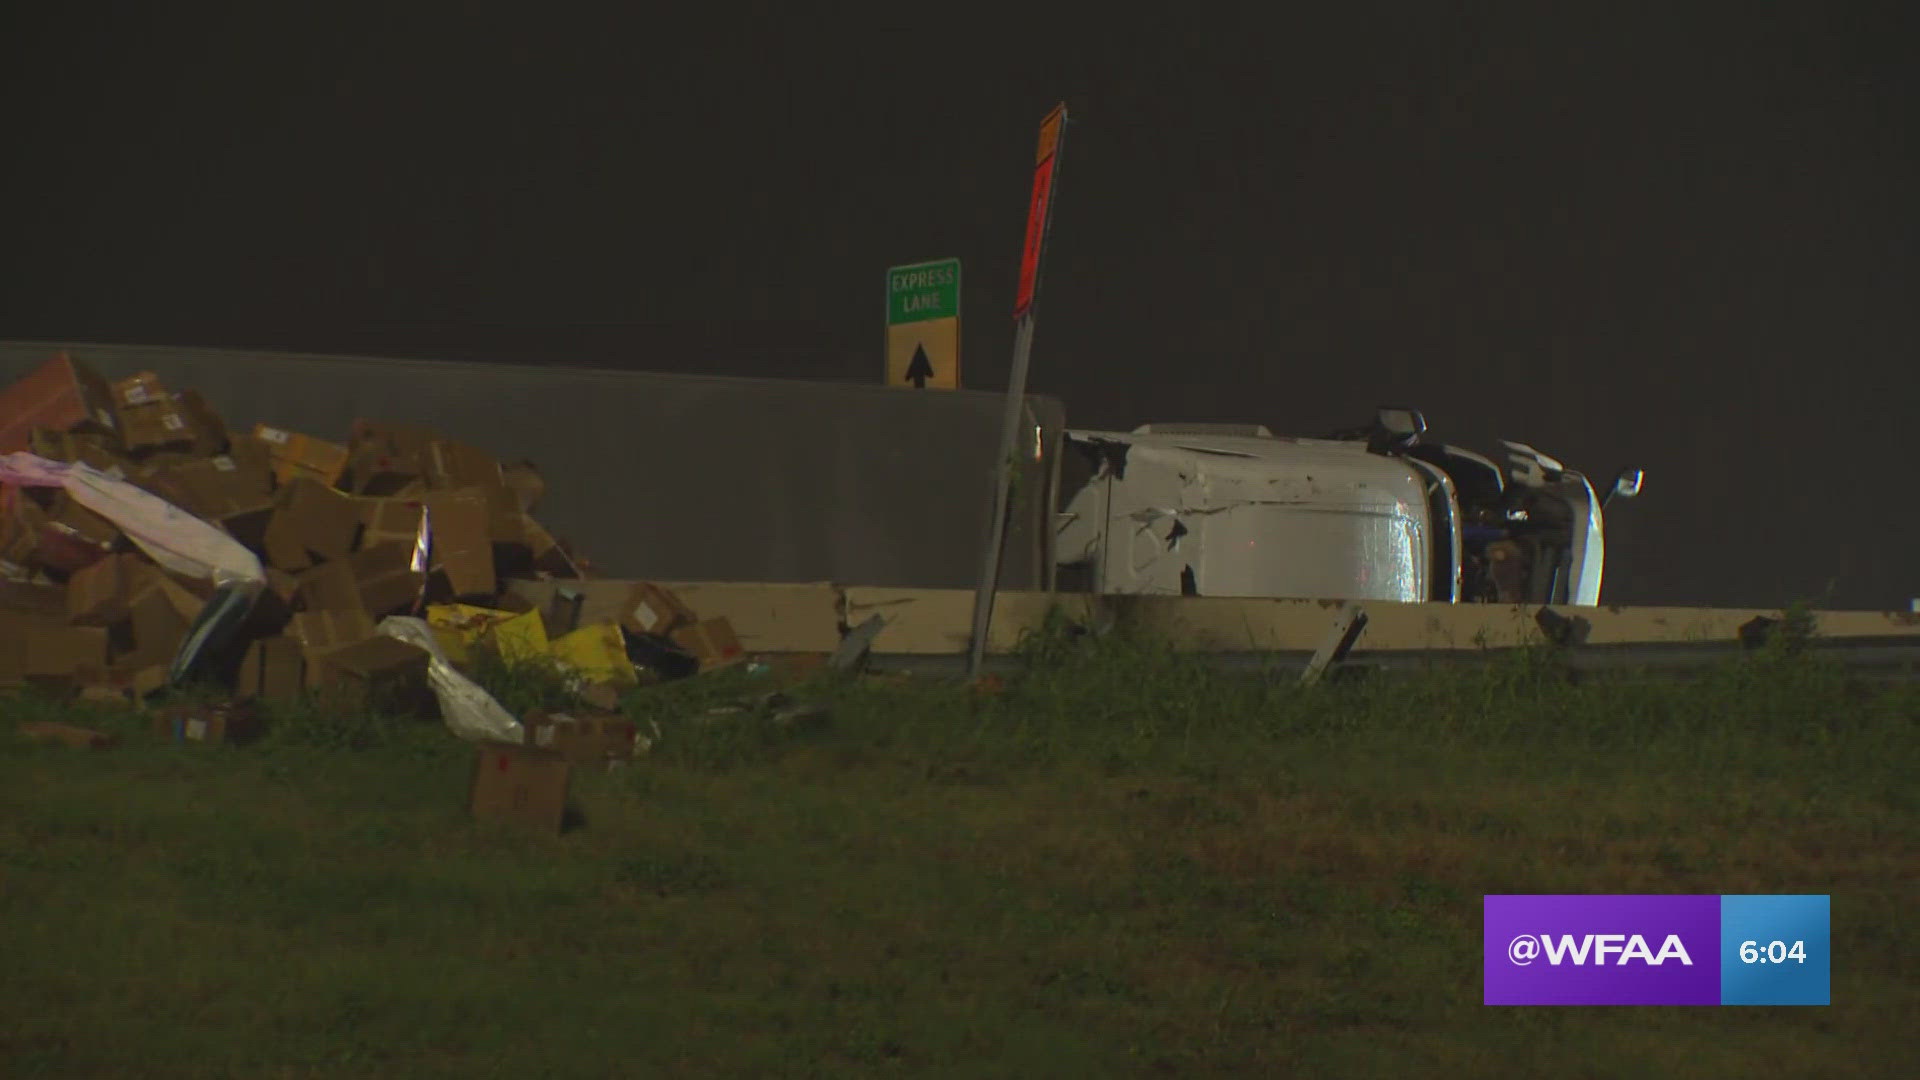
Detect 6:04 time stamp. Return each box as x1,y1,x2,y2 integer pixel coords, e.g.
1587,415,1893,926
1721,895,1830,1005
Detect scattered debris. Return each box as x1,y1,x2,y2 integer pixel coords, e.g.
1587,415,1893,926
153,702,262,746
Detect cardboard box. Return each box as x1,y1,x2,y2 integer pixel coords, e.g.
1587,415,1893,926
153,703,261,746
550,621,637,688
671,617,745,672
262,477,359,571
145,441,274,525
502,461,544,514
356,495,427,550
288,607,377,660
0,351,120,454
1,492,46,579
422,488,496,598
116,399,196,454
117,569,199,673
28,428,127,473
519,514,583,578
174,390,229,456
296,558,363,614
18,721,119,750
350,543,426,618
111,372,168,408
254,423,349,488
2,578,69,624
236,636,306,702
470,742,570,832
621,582,696,637
35,493,120,574
66,551,142,626
524,709,640,765
21,626,110,680
306,635,430,711
423,440,522,544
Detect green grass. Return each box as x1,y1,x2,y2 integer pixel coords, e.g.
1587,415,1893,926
1,616,1914,1077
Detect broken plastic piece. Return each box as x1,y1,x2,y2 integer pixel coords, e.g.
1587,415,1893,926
377,615,525,744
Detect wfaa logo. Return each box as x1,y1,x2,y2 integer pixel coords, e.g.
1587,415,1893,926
1484,895,1720,1005
1506,931,1694,967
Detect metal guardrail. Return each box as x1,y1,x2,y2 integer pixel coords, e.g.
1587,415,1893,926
857,635,1920,683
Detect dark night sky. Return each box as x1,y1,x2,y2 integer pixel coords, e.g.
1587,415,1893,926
5,7,1916,608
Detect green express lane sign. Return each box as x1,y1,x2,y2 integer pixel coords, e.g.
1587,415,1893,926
885,258,960,389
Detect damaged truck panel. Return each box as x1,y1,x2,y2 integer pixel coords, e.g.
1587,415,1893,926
1057,430,1433,601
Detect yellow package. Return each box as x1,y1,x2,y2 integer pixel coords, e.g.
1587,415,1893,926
549,622,637,688
487,609,550,663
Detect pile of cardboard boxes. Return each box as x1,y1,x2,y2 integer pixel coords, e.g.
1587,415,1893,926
1,351,747,746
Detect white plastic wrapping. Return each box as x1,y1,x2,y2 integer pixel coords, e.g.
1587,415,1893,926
0,452,265,589
376,616,525,744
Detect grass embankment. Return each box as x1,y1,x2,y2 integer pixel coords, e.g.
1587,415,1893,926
2,619,1914,1077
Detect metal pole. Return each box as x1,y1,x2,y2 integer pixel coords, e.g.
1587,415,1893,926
967,314,1036,676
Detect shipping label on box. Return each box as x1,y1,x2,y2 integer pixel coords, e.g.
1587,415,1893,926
622,582,696,637
112,372,167,408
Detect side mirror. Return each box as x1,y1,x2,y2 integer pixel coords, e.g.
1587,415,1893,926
1376,406,1427,439
1604,467,1644,507
1370,406,1427,452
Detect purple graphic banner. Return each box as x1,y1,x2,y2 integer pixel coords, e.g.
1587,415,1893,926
1484,894,1722,1005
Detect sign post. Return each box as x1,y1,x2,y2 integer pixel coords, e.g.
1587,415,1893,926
885,258,961,389
968,103,1066,678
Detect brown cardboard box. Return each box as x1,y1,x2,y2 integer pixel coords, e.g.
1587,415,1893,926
2,578,69,623
111,371,168,408
66,551,142,626
236,636,306,702
0,351,120,454
1,492,46,580
117,568,198,673
423,440,522,544
350,543,426,617
671,617,745,671
28,428,127,473
174,390,229,456
342,419,446,495
153,703,261,746
356,495,426,550
524,709,640,765
17,721,119,750
253,423,349,488
306,635,429,710
35,493,120,574
22,626,110,680
296,558,363,614
519,515,583,578
470,742,570,832
117,399,196,454
621,582,697,637
288,607,376,661
501,461,545,513
422,488,495,598
262,477,359,571
147,442,274,525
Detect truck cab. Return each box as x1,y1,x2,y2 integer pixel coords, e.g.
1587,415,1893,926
1053,410,1641,606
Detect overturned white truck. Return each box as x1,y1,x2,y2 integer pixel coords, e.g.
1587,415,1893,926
1052,409,1642,606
